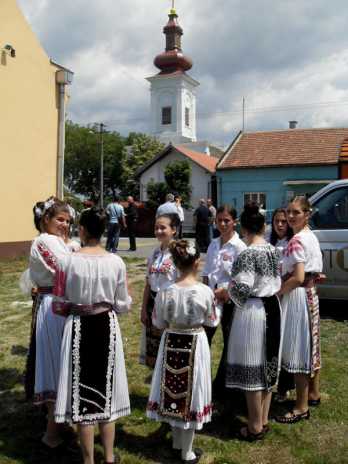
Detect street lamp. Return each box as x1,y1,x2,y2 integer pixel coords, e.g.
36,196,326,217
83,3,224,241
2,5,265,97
89,123,107,206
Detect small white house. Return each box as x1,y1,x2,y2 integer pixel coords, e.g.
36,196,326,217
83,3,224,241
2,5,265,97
131,143,219,210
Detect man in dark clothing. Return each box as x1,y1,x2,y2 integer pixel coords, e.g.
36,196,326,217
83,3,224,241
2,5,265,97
125,196,138,251
193,199,211,252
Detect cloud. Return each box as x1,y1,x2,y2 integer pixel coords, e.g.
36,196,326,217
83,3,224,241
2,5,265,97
16,0,348,147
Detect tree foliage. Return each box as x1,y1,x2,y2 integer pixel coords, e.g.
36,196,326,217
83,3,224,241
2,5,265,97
64,120,125,205
119,133,165,199
145,158,193,211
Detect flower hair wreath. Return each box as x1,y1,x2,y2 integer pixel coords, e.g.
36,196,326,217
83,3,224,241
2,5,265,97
187,241,196,256
35,198,55,218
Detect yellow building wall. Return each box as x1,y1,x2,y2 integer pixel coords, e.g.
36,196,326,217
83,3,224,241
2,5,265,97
0,0,68,258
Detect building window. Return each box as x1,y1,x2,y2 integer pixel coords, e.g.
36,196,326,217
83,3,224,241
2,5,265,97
243,192,267,209
162,107,172,125
185,107,190,127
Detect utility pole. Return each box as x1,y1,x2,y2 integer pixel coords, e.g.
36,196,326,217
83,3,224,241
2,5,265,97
94,122,107,206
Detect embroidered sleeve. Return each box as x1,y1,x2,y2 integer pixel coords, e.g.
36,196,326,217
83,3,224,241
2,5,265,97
286,236,306,266
36,239,60,276
229,250,255,307
52,260,69,317
113,262,132,314
152,286,167,330
203,287,222,327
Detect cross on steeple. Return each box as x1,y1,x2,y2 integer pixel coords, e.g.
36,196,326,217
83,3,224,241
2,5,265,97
170,0,176,14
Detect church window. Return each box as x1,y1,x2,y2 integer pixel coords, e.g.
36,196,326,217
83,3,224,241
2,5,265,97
162,107,172,125
185,107,190,127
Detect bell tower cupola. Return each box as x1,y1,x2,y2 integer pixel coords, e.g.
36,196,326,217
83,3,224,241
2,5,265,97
146,3,200,144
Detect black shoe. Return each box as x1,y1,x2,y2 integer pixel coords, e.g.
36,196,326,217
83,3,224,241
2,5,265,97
275,409,310,424
41,440,78,456
181,449,203,464
104,451,121,463
308,397,321,407
171,448,202,461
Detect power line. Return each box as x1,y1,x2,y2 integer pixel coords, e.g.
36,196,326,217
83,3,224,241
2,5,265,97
97,100,348,127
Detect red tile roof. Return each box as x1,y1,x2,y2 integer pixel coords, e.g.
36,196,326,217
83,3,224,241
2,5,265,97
172,145,219,173
218,127,348,170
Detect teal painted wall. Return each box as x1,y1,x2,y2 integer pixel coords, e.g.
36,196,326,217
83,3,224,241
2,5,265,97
217,165,338,212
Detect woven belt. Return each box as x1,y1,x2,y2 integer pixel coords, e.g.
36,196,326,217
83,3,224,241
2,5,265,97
37,286,53,295
69,302,112,316
167,324,203,333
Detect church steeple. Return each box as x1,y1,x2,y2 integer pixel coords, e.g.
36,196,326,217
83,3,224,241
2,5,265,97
154,8,193,75
146,5,200,144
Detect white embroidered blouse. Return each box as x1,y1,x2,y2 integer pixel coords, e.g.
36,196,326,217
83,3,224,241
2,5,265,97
202,233,247,290
52,253,132,317
146,246,180,292
67,241,81,253
282,230,322,276
228,244,281,308
153,281,222,330
29,233,69,287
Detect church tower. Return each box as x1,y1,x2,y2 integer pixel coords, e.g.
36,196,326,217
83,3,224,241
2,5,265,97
146,5,200,144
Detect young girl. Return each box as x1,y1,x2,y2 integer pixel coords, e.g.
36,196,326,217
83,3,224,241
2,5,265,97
267,207,294,403
139,213,180,368
26,197,72,453
146,240,220,463
217,202,282,441
53,207,132,464
276,196,323,424
202,204,246,393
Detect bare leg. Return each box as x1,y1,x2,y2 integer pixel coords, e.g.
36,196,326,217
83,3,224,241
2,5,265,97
244,391,263,435
78,424,95,464
42,402,65,447
308,370,320,401
181,429,195,461
289,373,310,416
261,391,272,426
99,421,116,463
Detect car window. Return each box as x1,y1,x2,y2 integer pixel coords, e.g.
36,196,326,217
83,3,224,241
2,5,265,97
309,186,348,229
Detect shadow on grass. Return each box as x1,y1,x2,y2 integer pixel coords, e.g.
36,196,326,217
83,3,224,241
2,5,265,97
0,367,24,390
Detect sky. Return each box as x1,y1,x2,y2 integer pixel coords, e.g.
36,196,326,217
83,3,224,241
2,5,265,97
15,0,348,149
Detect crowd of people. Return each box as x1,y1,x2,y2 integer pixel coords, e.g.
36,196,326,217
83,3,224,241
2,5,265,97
25,194,324,464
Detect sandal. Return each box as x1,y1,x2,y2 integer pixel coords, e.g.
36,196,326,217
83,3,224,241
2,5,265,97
236,426,266,442
263,423,270,435
275,409,310,424
308,397,321,407
104,451,121,464
273,391,290,403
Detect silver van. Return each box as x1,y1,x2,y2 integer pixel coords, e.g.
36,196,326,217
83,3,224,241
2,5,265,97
309,179,348,300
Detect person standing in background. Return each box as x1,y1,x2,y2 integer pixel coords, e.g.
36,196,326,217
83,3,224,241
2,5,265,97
155,193,178,218
174,196,184,239
207,199,217,243
106,196,125,253
193,199,211,253
125,196,138,251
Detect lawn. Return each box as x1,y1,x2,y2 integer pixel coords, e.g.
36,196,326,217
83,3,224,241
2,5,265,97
0,255,347,464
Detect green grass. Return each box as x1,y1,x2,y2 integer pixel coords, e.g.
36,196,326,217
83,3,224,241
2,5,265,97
0,257,347,463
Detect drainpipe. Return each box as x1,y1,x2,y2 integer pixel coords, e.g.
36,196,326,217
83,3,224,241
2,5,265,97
56,70,74,199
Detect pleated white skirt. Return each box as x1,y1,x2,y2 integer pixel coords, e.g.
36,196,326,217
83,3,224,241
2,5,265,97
34,294,65,405
146,329,212,430
226,298,266,391
281,287,312,374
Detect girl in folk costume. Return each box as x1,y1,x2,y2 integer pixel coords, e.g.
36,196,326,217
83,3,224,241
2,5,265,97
146,240,221,464
267,207,295,403
140,213,181,368
276,197,323,424
202,204,246,394
216,202,282,441
26,197,73,453
53,207,132,464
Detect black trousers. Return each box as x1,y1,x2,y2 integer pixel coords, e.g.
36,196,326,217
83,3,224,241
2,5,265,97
196,222,210,252
127,220,137,250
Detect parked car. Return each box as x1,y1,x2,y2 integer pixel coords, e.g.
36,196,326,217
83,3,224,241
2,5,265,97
308,179,348,300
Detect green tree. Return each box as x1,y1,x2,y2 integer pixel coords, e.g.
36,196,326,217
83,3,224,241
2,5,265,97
64,120,126,205
145,159,193,210
120,133,165,199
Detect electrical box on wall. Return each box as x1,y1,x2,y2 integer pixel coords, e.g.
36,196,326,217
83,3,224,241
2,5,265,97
56,70,74,85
